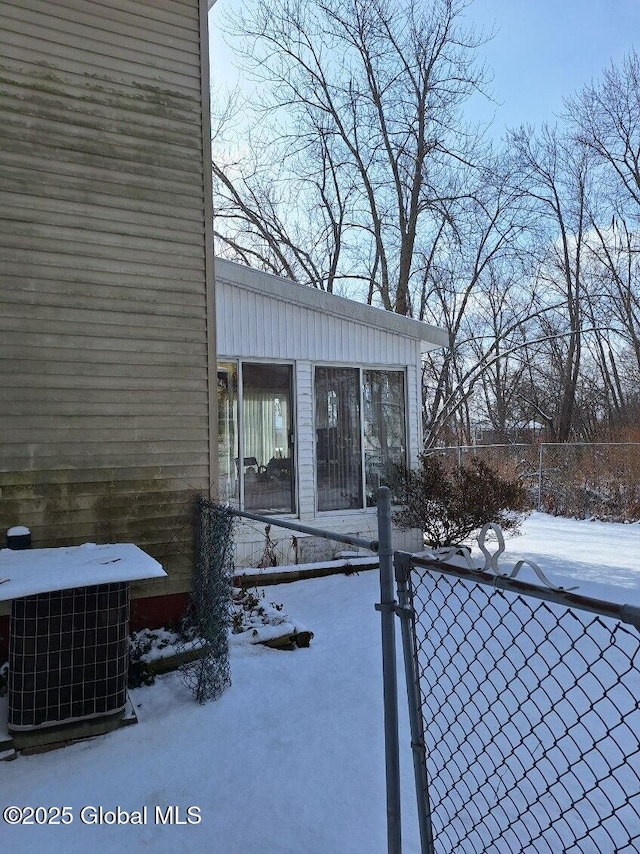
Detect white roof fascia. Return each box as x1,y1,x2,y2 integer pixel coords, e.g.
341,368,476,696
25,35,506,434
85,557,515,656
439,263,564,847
215,258,449,352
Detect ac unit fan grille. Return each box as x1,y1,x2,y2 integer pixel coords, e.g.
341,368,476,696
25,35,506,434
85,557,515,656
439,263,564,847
8,582,129,731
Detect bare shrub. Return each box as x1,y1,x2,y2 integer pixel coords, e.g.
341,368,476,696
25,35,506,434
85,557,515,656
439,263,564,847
394,455,531,547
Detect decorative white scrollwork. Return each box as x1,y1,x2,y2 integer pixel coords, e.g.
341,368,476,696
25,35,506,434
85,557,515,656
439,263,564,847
423,523,579,592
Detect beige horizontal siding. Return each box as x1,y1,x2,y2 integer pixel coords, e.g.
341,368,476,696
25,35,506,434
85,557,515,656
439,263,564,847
0,236,205,276
0,343,207,368
0,157,205,212
2,279,207,314
0,0,214,600
3,2,199,61
0,331,207,358
1,492,200,527
0,471,204,600
3,196,203,241
1,302,207,333
1,372,208,393
1,426,209,447
1,124,203,179
1,47,199,99
0,466,210,488
6,0,200,34
0,67,200,128
2,401,209,418
1,263,207,294
0,89,200,147
1,17,201,91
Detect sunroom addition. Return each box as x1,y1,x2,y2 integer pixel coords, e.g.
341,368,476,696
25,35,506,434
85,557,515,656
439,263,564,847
215,259,447,566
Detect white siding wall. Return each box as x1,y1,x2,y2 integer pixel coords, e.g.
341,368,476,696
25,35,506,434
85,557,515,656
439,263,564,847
407,361,422,469
217,279,420,366
232,510,423,567
295,362,316,521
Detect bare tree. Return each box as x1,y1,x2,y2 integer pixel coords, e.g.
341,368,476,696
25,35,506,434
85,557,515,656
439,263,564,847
418,148,546,445
212,102,354,291
509,125,592,441
213,0,491,309
579,219,640,431
564,53,640,434
211,5,640,445
567,50,640,217
473,266,535,441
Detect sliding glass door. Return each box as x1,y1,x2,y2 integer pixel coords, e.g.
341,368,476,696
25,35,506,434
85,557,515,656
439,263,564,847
315,366,406,511
217,361,295,513
315,367,363,511
363,370,406,506
217,362,238,504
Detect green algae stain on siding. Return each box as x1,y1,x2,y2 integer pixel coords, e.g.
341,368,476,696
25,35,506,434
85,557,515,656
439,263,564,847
0,472,200,597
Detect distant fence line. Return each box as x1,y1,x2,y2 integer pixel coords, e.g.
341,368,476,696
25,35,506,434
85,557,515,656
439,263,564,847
426,443,640,520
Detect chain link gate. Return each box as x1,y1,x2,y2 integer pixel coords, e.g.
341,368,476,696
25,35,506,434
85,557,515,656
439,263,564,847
394,533,640,853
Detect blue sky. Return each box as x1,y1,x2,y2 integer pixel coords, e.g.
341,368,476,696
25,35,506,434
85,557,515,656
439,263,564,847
463,0,640,136
208,0,640,139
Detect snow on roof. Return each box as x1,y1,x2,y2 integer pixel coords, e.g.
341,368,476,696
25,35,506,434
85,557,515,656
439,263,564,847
0,543,166,601
214,257,449,351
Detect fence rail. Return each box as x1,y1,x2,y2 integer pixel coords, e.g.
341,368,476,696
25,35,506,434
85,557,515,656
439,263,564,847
224,496,640,852
228,492,403,854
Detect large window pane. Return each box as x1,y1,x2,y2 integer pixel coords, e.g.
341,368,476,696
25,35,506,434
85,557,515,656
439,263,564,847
242,363,295,513
363,370,406,506
315,367,363,510
217,362,238,505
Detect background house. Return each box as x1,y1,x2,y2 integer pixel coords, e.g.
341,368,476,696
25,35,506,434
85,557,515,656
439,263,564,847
0,0,217,648
215,258,448,566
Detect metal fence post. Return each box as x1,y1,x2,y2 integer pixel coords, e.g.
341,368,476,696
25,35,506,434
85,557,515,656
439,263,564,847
376,486,402,854
395,551,435,854
538,444,544,511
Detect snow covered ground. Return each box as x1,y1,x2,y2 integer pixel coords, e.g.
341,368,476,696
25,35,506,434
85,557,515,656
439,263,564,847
1,513,639,853
492,511,640,607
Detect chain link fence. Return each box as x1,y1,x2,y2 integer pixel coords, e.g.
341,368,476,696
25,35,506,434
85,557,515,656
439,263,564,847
179,494,640,851
426,443,640,520
397,550,640,853
176,497,234,703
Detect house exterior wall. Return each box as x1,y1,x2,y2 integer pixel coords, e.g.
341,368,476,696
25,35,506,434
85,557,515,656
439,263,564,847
0,0,216,615
215,262,427,565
